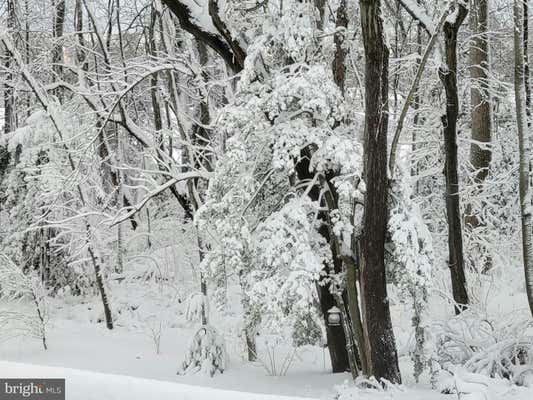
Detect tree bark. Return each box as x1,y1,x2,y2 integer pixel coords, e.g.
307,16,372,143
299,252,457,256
439,4,469,314
525,0,531,121
52,0,66,101
294,153,350,373
332,0,348,95
359,0,401,383
469,0,492,187
513,0,533,317
1,0,16,184
466,0,492,267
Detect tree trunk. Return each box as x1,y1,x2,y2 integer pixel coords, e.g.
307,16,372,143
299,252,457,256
88,240,114,330
316,280,350,372
359,0,401,383
52,0,66,101
466,0,492,272
469,0,492,188
294,152,350,373
525,0,531,122
439,5,469,314
332,0,348,95
1,0,16,184
513,0,533,317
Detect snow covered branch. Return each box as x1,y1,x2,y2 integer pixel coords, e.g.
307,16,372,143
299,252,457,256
161,0,246,72
397,0,435,34
110,171,211,227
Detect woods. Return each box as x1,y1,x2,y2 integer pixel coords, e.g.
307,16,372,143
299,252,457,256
1,1,533,398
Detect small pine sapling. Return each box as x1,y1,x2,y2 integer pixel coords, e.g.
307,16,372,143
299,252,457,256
178,325,227,377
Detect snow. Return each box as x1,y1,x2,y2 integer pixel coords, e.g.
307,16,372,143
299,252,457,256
2,278,533,400
180,0,218,35
399,0,436,32
0,361,317,400
0,316,347,399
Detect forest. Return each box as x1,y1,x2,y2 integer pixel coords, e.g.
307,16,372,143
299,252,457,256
1,0,533,399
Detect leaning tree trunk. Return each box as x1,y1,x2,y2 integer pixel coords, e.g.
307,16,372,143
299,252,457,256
359,0,401,383
513,0,533,317
438,4,470,315
331,0,368,375
295,151,350,373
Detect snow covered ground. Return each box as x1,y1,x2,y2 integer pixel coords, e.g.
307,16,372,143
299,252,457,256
1,287,533,400
1,244,532,400
2,360,533,400
0,361,318,400
0,305,347,399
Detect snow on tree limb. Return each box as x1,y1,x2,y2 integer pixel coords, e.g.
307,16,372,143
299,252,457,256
397,0,436,34
110,171,212,227
161,0,246,72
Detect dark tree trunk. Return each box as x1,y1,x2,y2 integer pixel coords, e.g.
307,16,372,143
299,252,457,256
332,0,348,95
294,153,350,373
161,0,246,72
525,0,531,122
316,281,350,372
52,0,66,101
88,244,114,330
469,0,492,187
1,0,16,184
359,0,401,383
466,0,492,272
439,5,469,314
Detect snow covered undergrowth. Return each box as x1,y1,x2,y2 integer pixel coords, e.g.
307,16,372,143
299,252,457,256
2,279,533,400
1,242,533,400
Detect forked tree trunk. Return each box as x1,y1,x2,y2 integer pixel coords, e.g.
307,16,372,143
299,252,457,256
513,0,533,317
359,0,401,383
438,4,470,315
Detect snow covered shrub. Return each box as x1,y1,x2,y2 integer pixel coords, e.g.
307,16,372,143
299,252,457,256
248,198,329,341
431,309,533,387
178,325,227,377
0,254,48,349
